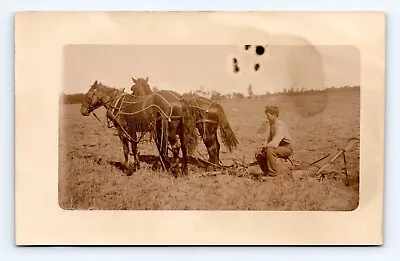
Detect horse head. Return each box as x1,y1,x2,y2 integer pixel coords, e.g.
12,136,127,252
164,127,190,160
130,76,152,96
80,80,111,116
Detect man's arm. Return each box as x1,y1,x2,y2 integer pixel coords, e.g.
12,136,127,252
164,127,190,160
260,121,272,147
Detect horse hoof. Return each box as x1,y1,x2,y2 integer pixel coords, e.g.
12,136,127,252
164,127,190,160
152,162,161,171
133,164,140,171
125,167,134,176
170,167,179,178
171,170,178,177
181,168,189,176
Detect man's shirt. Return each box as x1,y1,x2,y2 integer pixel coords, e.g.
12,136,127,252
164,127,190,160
267,119,292,148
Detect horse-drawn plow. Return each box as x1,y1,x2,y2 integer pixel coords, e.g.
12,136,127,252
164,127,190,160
87,80,359,186
60,83,361,211
181,137,360,186
118,135,359,187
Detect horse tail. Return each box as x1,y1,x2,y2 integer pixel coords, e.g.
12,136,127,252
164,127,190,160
180,99,198,155
215,103,239,151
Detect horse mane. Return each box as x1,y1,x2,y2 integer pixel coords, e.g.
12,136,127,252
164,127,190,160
96,82,120,93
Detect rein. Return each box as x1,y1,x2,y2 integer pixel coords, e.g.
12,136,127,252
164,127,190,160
96,87,184,147
110,93,179,123
92,112,101,122
90,89,149,144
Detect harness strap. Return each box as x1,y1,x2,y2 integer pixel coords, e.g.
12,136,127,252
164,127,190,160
106,93,148,143
191,97,218,137
112,93,177,122
107,92,182,146
153,92,174,121
166,90,183,102
196,119,218,124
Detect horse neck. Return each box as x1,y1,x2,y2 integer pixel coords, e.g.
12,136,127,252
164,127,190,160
97,85,120,109
137,87,152,96
193,96,213,109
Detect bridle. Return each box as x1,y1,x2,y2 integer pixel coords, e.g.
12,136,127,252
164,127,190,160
85,87,120,113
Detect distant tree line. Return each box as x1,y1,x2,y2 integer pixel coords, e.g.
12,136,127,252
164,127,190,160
60,85,360,104
60,93,85,104
206,85,360,101
265,85,360,97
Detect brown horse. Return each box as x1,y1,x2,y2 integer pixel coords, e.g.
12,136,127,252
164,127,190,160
131,77,239,165
80,80,198,176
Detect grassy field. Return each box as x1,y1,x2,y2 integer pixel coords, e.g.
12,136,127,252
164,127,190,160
59,89,360,211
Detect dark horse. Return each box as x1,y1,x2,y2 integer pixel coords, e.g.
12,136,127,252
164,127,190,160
80,80,198,176
131,77,239,165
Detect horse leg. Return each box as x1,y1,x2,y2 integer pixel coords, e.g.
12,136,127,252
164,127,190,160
197,121,220,165
211,122,221,164
155,119,170,171
179,120,188,176
204,123,221,165
117,129,134,176
168,122,181,177
124,141,135,176
121,138,133,175
131,140,140,171
196,122,209,157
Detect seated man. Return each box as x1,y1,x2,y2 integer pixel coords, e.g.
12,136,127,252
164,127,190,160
254,105,293,177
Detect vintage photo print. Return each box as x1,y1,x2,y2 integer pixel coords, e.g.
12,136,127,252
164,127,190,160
15,12,385,245
60,44,360,211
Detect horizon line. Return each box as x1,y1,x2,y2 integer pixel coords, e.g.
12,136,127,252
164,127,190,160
61,84,360,95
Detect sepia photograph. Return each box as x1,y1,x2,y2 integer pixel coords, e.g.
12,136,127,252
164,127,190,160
60,44,360,211
15,11,384,245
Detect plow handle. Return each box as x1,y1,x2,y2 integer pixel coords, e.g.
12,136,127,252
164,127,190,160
315,150,344,174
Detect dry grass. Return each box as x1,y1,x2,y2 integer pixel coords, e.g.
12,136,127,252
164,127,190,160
59,89,360,211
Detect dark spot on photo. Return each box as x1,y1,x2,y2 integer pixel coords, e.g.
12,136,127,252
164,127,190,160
255,45,265,55
234,65,240,73
254,63,260,71
233,57,238,64
244,45,251,50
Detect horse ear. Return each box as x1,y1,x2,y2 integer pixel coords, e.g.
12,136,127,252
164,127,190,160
94,80,98,84
131,77,137,83
145,77,149,83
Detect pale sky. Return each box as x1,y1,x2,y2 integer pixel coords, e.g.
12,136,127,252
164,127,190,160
63,44,360,95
